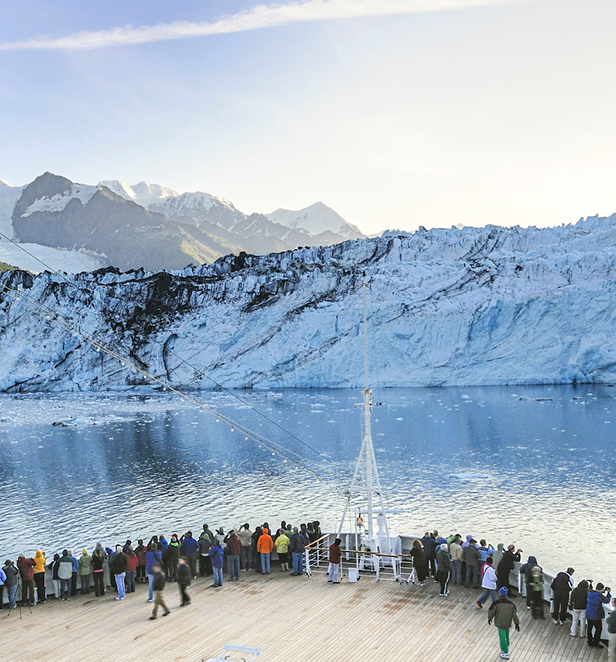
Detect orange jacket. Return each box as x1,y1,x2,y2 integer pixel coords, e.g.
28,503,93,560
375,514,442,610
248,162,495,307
257,532,273,554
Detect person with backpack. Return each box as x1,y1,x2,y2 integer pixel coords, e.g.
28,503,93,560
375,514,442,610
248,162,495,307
488,586,520,660
58,550,73,601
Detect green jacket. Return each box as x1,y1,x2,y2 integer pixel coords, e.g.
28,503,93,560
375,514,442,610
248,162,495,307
436,549,451,573
79,554,92,575
488,597,520,630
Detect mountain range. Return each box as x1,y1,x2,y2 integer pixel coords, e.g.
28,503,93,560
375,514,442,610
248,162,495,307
0,172,364,272
1,213,616,391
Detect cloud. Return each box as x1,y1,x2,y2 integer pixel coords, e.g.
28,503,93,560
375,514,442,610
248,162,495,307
0,0,521,51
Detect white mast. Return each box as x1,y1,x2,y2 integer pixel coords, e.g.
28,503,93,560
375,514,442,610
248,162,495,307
337,273,391,554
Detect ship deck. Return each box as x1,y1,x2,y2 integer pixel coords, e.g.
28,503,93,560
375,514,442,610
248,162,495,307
2,569,605,662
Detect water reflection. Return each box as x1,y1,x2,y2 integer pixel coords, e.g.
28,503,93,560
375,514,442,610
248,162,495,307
0,384,614,585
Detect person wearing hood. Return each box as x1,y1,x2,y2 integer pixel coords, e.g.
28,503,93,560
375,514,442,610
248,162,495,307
436,543,452,597
33,550,47,604
528,566,545,619
17,553,36,607
462,534,474,549
586,582,611,648
165,534,181,582
421,532,437,578
488,586,520,660
257,527,273,575
209,539,224,587
274,528,290,573
58,550,73,601
112,544,127,600
569,579,589,637
198,531,213,578
68,550,79,597
92,547,105,597
79,548,92,595
519,556,542,609
47,553,61,599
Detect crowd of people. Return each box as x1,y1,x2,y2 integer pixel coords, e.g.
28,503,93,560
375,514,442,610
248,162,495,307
0,520,322,620
408,530,616,660
1,522,615,660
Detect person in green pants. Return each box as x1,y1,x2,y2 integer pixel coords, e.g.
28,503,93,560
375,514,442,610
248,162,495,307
488,586,520,659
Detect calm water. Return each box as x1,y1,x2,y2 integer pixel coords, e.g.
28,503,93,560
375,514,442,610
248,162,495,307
0,385,614,586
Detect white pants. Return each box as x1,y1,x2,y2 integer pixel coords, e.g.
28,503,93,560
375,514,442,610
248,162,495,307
328,563,339,583
570,609,586,637
52,579,61,599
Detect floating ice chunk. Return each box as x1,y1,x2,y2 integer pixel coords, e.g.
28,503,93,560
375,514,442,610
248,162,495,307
449,473,489,480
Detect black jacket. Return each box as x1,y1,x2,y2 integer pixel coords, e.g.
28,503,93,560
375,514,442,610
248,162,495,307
112,552,127,575
551,571,573,593
153,569,166,592
177,564,192,586
570,582,588,610
497,550,519,579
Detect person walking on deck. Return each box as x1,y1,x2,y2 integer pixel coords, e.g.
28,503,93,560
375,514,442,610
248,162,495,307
606,598,616,662
79,548,92,595
551,567,574,625
209,539,224,587
488,586,520,660
258,527,273,574
33,550,47,604
145,543,162,603
436,543,452,597
586,583,611,648
328,538,342,584
180,531,199,579
149,564,170,620
17,553,36,606
177,558,192,606
476,556,497,608
112,545,127,600
3,560,19,609
569,579,588,636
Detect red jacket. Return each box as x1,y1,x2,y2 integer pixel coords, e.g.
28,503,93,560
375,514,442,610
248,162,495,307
226,537,242,556
126,553,138,572
329,544,342,564
17,557,36,581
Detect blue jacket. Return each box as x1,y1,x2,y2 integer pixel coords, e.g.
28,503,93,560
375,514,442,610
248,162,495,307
70,555,79,573
586,590,611,621
145,550,162,575
181,537,199,556
209,544,224,569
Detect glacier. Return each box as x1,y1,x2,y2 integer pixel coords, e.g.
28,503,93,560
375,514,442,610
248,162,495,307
1,213,616,392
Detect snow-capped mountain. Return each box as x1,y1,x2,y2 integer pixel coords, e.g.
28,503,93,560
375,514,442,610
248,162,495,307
2,172,365,272
266,201,363,239
2,213,616,391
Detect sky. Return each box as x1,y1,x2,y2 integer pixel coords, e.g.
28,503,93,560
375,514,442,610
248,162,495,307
0,0,615,235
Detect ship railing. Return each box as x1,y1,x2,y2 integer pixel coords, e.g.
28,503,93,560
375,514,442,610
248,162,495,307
304,534,414,583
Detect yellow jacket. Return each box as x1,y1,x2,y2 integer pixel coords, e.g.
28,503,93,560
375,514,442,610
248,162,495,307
34,550,46,574
275,534,290,554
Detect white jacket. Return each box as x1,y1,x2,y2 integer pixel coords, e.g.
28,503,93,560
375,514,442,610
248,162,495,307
481,565,497,590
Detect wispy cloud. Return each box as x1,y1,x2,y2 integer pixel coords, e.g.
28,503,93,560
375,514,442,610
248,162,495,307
0,0,521,51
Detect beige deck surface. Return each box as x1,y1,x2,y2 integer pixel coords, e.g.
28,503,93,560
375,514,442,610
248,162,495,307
1,570,605,662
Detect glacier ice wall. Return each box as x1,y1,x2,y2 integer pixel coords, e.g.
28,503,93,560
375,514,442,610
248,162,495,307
1,214,616,391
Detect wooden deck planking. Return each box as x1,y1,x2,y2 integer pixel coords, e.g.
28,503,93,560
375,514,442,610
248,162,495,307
1,570,606,662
